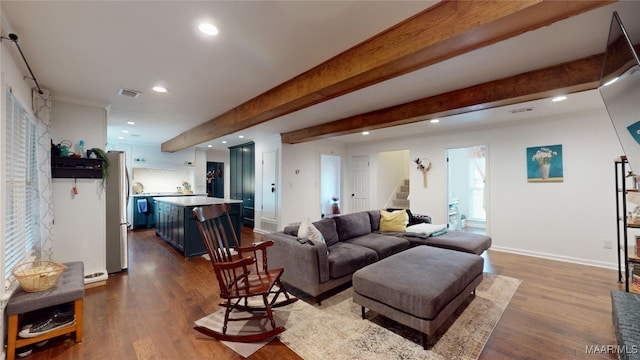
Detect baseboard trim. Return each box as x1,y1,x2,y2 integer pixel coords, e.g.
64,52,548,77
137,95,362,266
490,246,617,270
252,228,268,235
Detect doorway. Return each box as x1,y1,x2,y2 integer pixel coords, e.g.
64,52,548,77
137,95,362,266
320,154,341,218
350,155,370,213
206,161,224,198
262,150,278,222
446,145,487,233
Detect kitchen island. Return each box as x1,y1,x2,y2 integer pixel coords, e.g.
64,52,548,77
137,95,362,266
153,196,243,258
131,192,207,229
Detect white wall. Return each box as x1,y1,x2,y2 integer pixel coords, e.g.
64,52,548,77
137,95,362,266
345,103,622,269
51,101,108,279
280,140,347,228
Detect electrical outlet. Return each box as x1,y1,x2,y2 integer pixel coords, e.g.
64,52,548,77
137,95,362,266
604,240,613,249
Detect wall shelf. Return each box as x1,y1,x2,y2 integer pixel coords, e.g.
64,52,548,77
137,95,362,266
51,156,103,179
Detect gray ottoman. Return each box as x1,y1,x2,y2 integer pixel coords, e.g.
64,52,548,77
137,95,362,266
352,246,483,348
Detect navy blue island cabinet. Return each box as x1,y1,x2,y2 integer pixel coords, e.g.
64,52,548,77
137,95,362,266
153,196,243,258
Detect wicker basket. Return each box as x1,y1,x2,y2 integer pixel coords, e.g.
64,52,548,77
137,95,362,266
12,260,67,292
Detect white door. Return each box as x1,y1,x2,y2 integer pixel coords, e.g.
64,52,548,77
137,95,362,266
262,150,278,221
350,155,370,212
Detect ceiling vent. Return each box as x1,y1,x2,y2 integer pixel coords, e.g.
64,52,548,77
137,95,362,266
510,107,533,114
118,88,141,99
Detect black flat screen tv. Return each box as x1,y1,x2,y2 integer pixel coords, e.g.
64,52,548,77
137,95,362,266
599,11,640,174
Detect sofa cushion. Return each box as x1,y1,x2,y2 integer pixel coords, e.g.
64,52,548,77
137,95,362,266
345,233,410,259
313,218,339,246
327,242,378,279
367,210,381,231
379,209,408,232
334,212,372,242
404,231,492,255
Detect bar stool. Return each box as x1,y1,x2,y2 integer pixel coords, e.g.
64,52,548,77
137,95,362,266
6,261,84,360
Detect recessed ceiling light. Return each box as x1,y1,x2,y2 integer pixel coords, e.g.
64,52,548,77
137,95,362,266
122,130,128,133
117,136,124,140
152,86,168,93
603,77,619,87
127,121,135,125
430,119,440,123
199,23,219,36
222,140,227,144
362,131,369,135
238,135,244,139
552,95,567,102
207,145,212,148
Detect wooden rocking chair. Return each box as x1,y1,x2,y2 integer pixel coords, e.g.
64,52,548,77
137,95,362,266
192,203,297,343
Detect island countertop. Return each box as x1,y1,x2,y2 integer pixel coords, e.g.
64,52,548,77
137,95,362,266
131,192,207,198
153,196,243,207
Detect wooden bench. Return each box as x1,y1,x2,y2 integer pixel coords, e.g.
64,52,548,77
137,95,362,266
6,261,84,360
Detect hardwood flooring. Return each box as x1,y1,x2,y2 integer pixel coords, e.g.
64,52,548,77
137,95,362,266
24,228,621,359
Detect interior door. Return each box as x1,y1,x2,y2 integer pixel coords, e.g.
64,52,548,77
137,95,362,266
350,155,370,212
262,150,277,221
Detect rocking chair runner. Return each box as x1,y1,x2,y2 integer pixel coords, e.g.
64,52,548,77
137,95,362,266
192,203,297,343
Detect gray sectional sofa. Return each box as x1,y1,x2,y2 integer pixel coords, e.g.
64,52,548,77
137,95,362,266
265,210,491,303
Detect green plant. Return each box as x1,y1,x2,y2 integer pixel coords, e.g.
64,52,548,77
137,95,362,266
90,147,109,186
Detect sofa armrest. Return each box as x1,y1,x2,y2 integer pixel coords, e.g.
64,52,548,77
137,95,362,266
263,232,330,286
410,214,432,225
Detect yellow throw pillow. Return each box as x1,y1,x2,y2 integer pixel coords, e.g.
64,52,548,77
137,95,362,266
379,209,407,232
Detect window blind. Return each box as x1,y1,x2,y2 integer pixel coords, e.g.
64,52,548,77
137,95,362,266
4,89,39,283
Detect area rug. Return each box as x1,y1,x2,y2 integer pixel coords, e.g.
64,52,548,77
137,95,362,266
195,273,520,359
194,308,276,358
276,273,521,360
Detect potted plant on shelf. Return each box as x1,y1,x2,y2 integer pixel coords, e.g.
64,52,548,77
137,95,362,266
90,148,109,186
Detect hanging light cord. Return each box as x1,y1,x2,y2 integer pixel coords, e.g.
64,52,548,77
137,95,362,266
1,33,43,94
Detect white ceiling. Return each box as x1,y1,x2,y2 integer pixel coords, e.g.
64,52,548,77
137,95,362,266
2,1,640,151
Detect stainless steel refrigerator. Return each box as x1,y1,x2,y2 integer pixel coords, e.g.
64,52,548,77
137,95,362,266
106,151,129,273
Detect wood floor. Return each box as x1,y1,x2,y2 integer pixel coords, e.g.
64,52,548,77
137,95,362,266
24,227,622,360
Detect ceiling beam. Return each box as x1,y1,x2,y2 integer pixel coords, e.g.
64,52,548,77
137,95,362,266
162,0,614,152
281,54,605,144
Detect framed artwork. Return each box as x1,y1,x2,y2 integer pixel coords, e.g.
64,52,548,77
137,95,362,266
527,144,563,182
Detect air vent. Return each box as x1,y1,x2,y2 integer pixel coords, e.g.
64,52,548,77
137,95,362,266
510,107,533,114
118,88,141,99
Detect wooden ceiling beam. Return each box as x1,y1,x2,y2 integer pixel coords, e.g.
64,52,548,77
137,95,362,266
162,0,614,152
281,54,605,144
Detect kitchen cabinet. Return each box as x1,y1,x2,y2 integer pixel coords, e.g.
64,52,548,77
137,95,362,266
229,142,254,228
132,193,205,229
132,196,155,229
154,196,242,258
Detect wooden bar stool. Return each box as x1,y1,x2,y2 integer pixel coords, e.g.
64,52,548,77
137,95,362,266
6,261,84,360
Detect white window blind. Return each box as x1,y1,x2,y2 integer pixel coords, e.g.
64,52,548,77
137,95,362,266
4,89,39,283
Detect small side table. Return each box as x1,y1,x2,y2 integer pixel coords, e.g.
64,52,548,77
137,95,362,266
5,261,84,360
